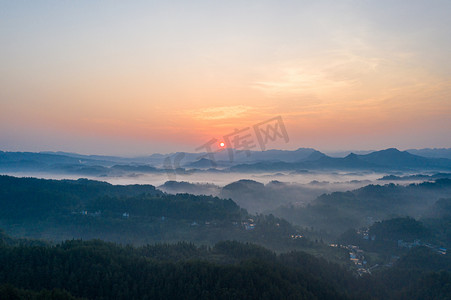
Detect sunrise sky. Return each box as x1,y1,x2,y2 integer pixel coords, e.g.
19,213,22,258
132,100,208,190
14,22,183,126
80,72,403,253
1,0,450,155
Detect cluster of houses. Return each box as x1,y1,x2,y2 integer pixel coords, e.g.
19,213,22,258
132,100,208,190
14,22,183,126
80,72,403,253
330,243,370,276
72,210,133,219
357,228,375,241
72,210,101,217
330,226,448,277
357,227,447,256
190,221,217,226
189,219,257,230
347,245,369,275
242,218,255,230
290,234,304,239
348,245,363,263
188,219,256,230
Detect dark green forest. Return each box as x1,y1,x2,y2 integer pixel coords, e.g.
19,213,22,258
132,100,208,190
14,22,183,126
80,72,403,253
274,179,451,238
0,231,450,299
1,175,451,299
0,176,322,253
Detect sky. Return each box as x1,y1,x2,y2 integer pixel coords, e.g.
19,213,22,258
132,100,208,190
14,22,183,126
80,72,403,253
1,0,450,155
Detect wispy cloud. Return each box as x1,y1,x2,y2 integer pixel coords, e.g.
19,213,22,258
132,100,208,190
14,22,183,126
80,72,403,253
251,51,382,99
186,105,253,120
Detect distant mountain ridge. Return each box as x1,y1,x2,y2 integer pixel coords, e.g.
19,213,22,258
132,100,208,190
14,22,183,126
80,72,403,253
326,148,451,159
230,148,451,172
41,148,322,165
0,148,323,175
2,147,451,175
406,148,451,159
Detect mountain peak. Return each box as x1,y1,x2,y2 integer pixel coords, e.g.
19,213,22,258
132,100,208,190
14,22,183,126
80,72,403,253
345,153,359,159
381,148,401,153
185,158,216,168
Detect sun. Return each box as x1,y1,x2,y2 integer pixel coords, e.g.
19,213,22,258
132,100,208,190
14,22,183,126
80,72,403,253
219,142,225,148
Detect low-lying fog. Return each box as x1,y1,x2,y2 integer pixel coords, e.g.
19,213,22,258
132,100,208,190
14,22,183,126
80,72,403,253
2,170,431,214
2,169,390,185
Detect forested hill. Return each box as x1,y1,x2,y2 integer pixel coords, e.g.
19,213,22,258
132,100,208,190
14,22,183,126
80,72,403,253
274,179,451,237
0,175,305,250
0,231,450,299
0,175,163,200
0,175,236,221
0,235,351,299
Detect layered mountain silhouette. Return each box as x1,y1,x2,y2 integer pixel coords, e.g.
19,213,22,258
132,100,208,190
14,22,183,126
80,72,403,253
229,148,451,171
1,147,451,175
406,148,451,159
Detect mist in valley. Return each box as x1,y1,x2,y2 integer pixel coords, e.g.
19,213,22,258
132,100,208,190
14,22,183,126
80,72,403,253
2,168,433,215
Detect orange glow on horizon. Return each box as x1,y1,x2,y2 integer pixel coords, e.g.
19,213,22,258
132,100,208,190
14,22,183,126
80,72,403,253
1,1,450,154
